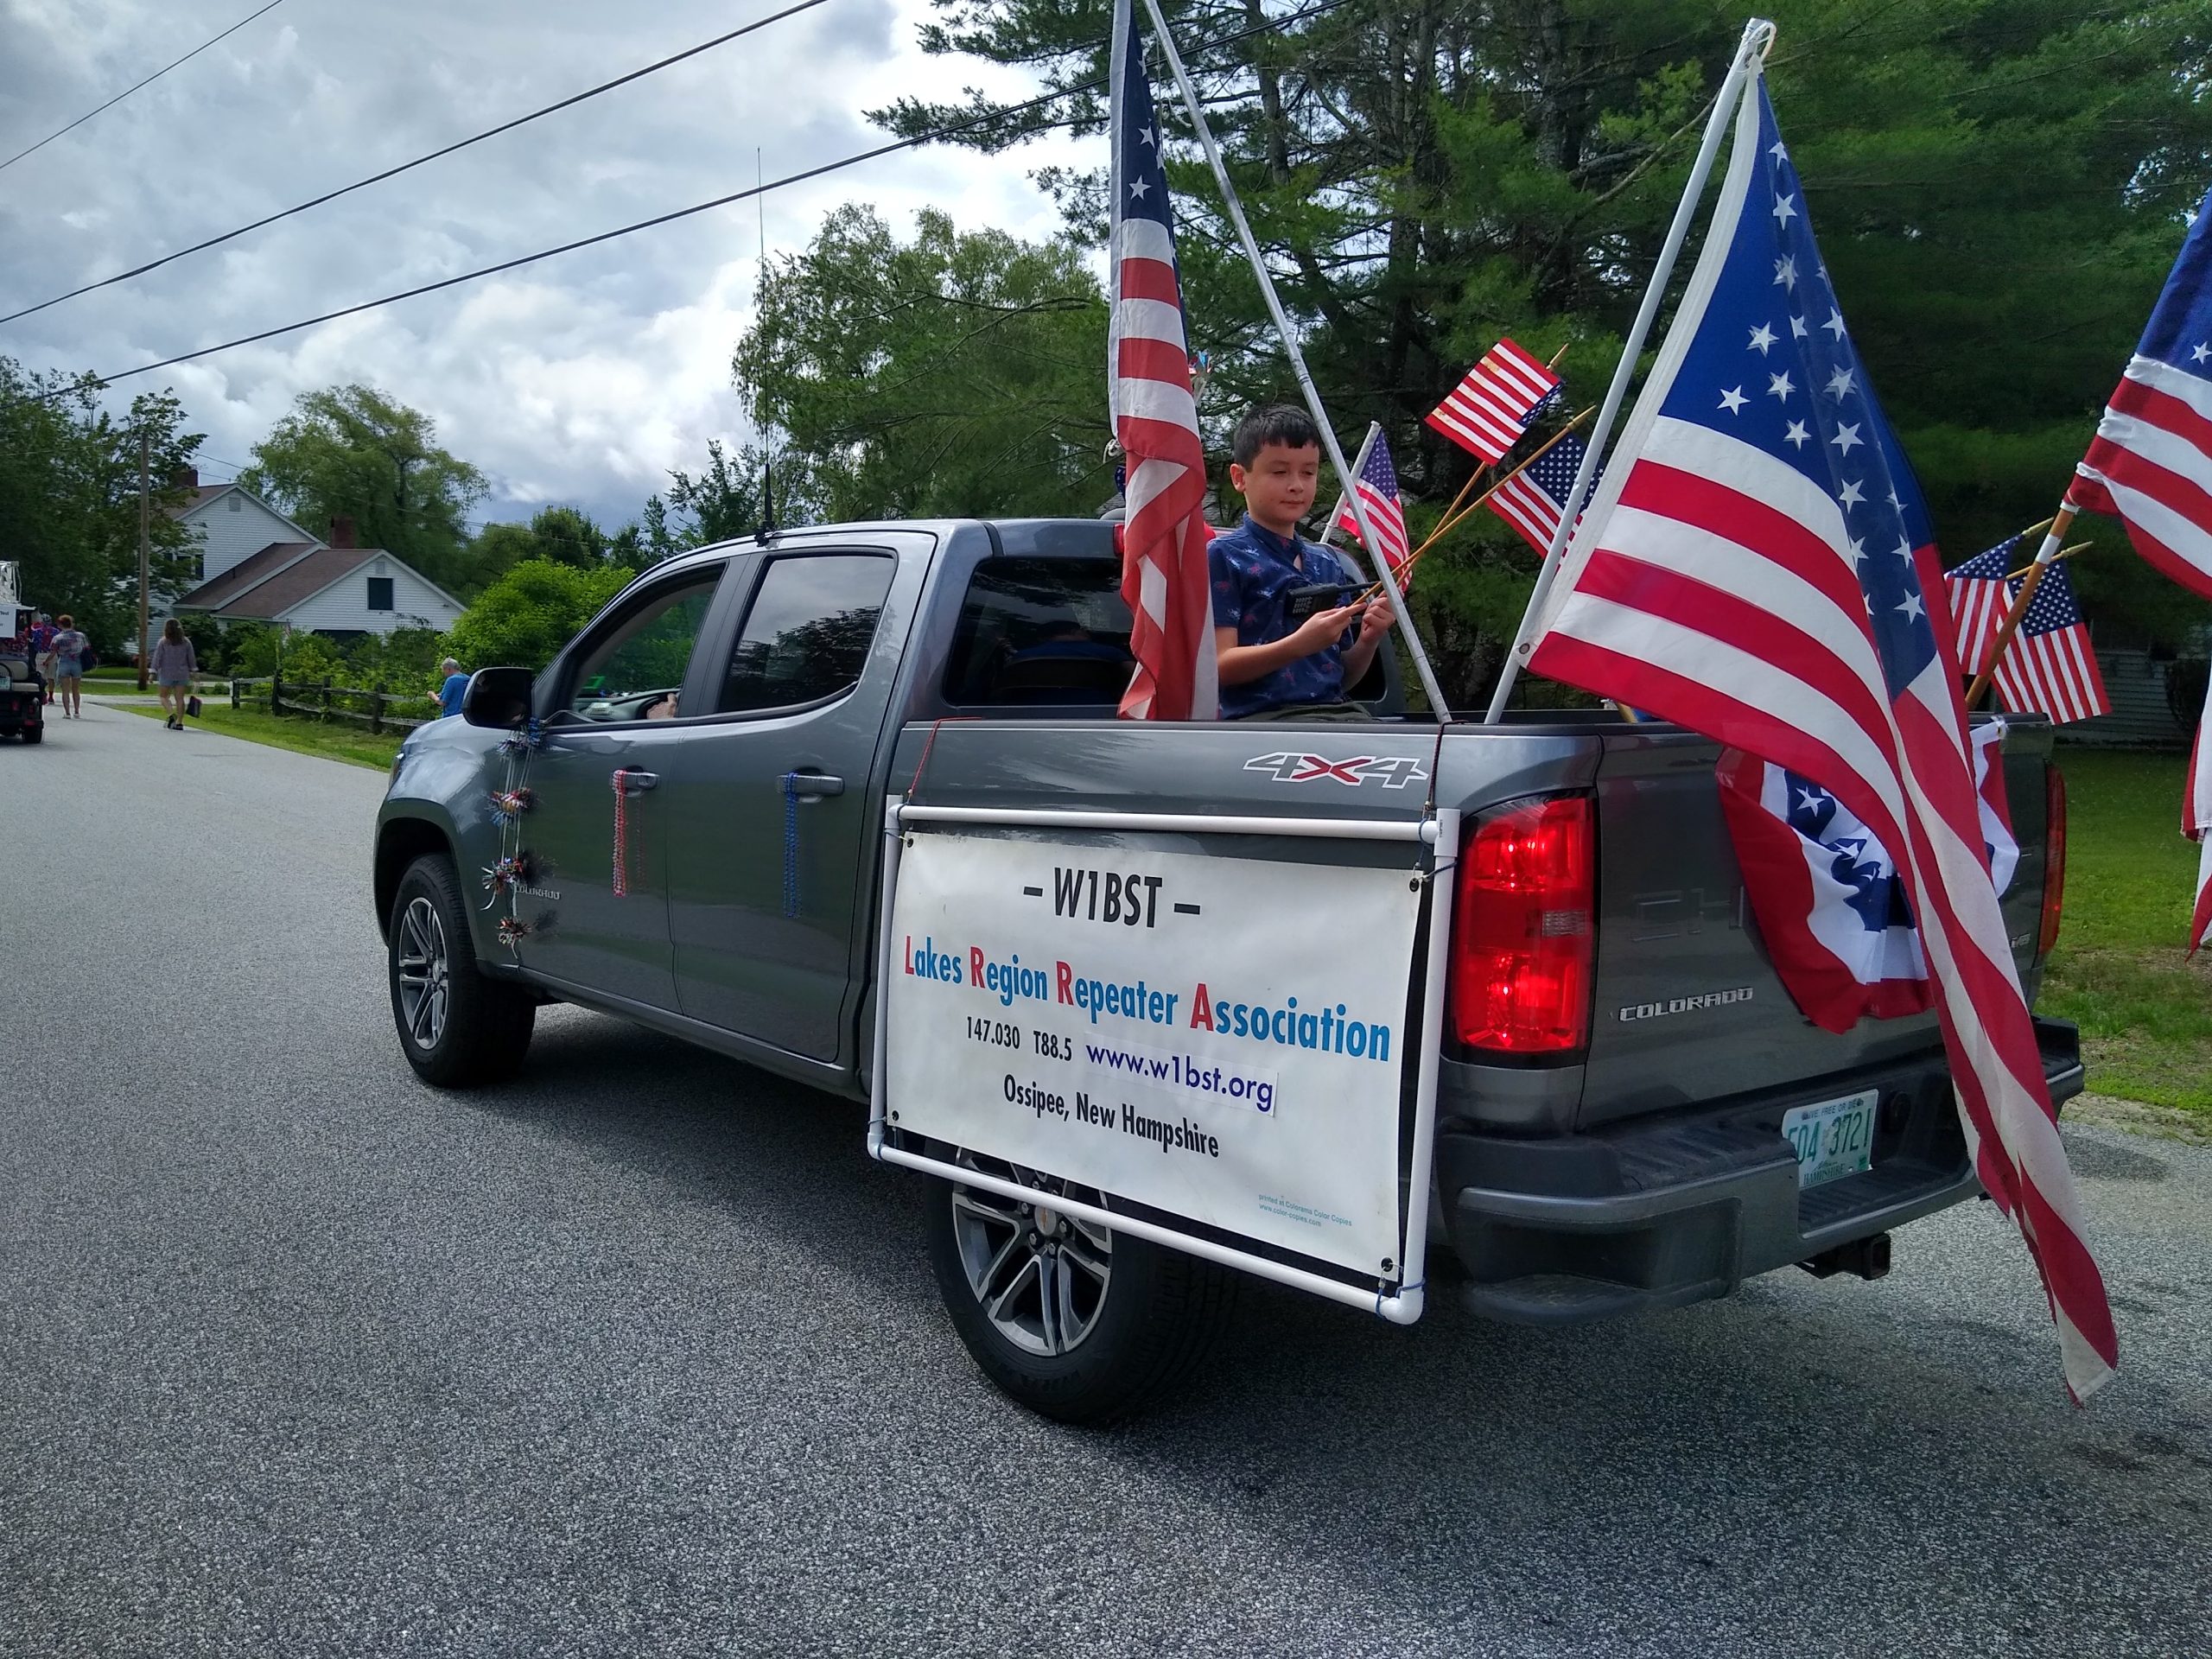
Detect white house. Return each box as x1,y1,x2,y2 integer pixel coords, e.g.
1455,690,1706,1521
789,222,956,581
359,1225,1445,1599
175,516,466,638
164,471,317,588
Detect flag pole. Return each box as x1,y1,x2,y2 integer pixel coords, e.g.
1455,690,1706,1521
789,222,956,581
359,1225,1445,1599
1481,17,1776,724
1964,499,2082,708
1314,420,1381,575
1141,0,1453,720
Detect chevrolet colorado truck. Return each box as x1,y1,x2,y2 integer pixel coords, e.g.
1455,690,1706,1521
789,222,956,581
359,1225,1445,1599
373,518,2082,1421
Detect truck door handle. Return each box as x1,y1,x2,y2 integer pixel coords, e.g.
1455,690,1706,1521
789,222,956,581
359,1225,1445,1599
616,769,658,793
784,770,844,800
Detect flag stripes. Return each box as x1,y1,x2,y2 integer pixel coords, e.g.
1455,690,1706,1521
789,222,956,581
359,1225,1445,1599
1427,339,1559,464
2075,357,2212,602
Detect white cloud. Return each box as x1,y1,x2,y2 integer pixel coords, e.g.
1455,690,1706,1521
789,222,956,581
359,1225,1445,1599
0,0,1094,529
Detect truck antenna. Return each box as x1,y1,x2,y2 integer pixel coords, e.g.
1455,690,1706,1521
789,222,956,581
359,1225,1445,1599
754,145,778,545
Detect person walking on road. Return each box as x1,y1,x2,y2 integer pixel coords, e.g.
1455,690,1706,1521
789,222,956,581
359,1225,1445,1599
47,613,88,720
150,619,198,730
437,658,469,719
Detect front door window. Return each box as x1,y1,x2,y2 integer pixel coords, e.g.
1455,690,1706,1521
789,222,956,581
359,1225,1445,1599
566,575,719,723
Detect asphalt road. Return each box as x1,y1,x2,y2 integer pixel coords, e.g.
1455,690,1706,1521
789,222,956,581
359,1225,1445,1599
4,706,2209,1658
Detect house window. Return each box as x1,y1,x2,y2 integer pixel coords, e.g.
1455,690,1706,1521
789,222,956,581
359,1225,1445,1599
366,576,395,611
226,493,242,512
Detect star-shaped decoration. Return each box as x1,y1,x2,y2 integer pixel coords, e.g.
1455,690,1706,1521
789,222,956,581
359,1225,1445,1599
1718,386,1748,415
1846,534,1867,563
2194,341,2211,365
1789,315,1808,339
1748,322,1777,355
1830,422,1864,454
1822,308,1847,340
1825,365,1857,399
1774,255,1798,291
1796,785,1829,811
1767,371,1796,400
1139,124,1158,147
1769,138,1789,162
1773,193,1798,224
1893,537,1916,562
1128,176,1151,200
1896,592,1926,622
1839,479,1866,509
1885,487,1903,510
1783,420,1810,449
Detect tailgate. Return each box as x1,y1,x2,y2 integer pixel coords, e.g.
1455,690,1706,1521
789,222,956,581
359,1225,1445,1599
1575,717,2052,1128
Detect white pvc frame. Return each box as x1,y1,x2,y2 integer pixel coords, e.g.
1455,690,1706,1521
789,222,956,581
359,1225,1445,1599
867,798,1460,1325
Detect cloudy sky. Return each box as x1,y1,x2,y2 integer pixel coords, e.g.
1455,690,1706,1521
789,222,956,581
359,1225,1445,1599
0,0,1083,531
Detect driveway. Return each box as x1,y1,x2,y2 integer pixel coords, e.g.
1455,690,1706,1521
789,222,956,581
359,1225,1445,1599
3,708,2207,1656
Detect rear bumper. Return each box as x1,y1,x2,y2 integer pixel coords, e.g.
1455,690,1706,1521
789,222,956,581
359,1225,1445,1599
1440,1017,2084,1324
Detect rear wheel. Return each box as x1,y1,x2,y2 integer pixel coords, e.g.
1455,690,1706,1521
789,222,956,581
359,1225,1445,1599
925,1151,1234,1424
19,725,41,744
388,854,536,1087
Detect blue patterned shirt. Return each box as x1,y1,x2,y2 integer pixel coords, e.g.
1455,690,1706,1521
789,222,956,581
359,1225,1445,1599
1208,515,1356,719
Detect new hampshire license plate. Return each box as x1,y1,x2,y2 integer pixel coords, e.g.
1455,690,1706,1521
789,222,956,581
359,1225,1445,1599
1781,1090,1879,1189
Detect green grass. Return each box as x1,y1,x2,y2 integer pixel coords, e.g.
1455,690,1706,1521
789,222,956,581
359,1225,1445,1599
2038,748,2212,1115
120,701,404,771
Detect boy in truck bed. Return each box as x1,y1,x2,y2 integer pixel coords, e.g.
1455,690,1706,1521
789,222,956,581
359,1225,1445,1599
1210,404,1396,721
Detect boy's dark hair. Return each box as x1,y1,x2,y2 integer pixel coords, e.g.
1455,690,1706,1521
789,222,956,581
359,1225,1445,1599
1230,404,1320,467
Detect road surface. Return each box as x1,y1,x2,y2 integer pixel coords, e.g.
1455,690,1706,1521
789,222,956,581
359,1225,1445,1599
3,707,2208,1656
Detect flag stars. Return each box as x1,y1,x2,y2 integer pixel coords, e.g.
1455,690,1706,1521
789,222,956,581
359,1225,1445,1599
1748,323,1777,354
1773,193,1798,224
1897,592,1926,622
1718,385,1748,415
1769,138,1789,162
2194,342,2211,365
1796,785,1829,811
1783,420,1811,448
1822,308,1848,340
1825,365,1857,399
1139,124,1157,147
1128,175,1151,200
1847,535,1867,564
1839,479,1866,509
1774,255,1798,291
1768,371,1796,400
1789,315,1808,339
1830,422,1864,454
1893,537,1915,562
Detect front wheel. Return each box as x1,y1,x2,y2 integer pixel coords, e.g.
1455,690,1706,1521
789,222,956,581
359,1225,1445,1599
925,1152,1234,1424
387,854,536,1087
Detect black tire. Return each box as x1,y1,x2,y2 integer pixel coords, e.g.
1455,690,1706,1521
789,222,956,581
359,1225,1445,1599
925,1158,1235,1425
387,853,536,1087
19,727,41,744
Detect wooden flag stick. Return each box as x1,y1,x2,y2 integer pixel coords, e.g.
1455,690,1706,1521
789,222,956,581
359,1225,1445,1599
1355,410,1594,604
1965,499,2080,709
2006,539,2089,582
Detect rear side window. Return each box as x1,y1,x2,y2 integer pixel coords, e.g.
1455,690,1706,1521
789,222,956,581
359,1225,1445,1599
719,553,895,714
942,557,1135,708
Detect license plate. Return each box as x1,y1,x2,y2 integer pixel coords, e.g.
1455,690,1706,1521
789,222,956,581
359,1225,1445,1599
1781,1090,1879,1189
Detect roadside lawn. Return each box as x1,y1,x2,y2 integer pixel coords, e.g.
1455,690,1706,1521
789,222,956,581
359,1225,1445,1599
120,702,404,771
2040,747,2210,1116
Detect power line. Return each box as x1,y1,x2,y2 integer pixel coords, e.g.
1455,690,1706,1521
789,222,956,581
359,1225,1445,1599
0,0,289,176
78,0,1360,391
0,0,836,327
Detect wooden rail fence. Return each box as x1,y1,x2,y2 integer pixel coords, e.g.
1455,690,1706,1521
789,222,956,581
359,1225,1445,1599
229,676,441,734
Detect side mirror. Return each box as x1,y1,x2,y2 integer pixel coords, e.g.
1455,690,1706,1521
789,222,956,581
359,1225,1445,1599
461,666,535,729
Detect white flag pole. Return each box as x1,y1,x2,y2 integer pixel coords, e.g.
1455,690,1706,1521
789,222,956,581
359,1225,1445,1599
1316,421,1381,568
1482,16,1777,724
1141,0,1452,720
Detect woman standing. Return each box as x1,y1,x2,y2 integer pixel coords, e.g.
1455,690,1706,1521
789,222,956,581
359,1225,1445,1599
47,613,88,720
149,619,198,730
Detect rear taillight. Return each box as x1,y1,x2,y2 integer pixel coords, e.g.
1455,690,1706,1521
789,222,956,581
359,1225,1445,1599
1450,794,1594,1055
2039,766,2067,955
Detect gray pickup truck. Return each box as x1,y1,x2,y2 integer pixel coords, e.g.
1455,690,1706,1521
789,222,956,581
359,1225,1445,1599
374,517,2082,1421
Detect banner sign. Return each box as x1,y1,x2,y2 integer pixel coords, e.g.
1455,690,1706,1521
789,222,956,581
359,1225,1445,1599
885,829,1424,1277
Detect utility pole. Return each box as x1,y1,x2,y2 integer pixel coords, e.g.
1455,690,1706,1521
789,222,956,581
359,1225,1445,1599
136,432,151,690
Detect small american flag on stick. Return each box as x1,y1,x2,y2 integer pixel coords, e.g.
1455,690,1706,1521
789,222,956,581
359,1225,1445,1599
1485,431,1594,555
1987,557,2110,725
1427,339,1560,465
1332,431,1411,585
1942,536,2020,673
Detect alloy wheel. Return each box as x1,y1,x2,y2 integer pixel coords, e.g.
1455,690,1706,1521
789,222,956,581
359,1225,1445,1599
949,1155,1114,1357
395,895,451,1052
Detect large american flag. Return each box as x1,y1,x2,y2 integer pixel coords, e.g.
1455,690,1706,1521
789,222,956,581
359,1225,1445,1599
1524,72,2117,1398
1108,0,1213,721
1486,432,1593,556
2072,184,2212,604
1427,339,1560,465
1332,430,1411,584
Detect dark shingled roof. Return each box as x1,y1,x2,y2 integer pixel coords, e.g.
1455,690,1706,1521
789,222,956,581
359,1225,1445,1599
211,546,377,620
175,542,316,613
166,484,234,518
